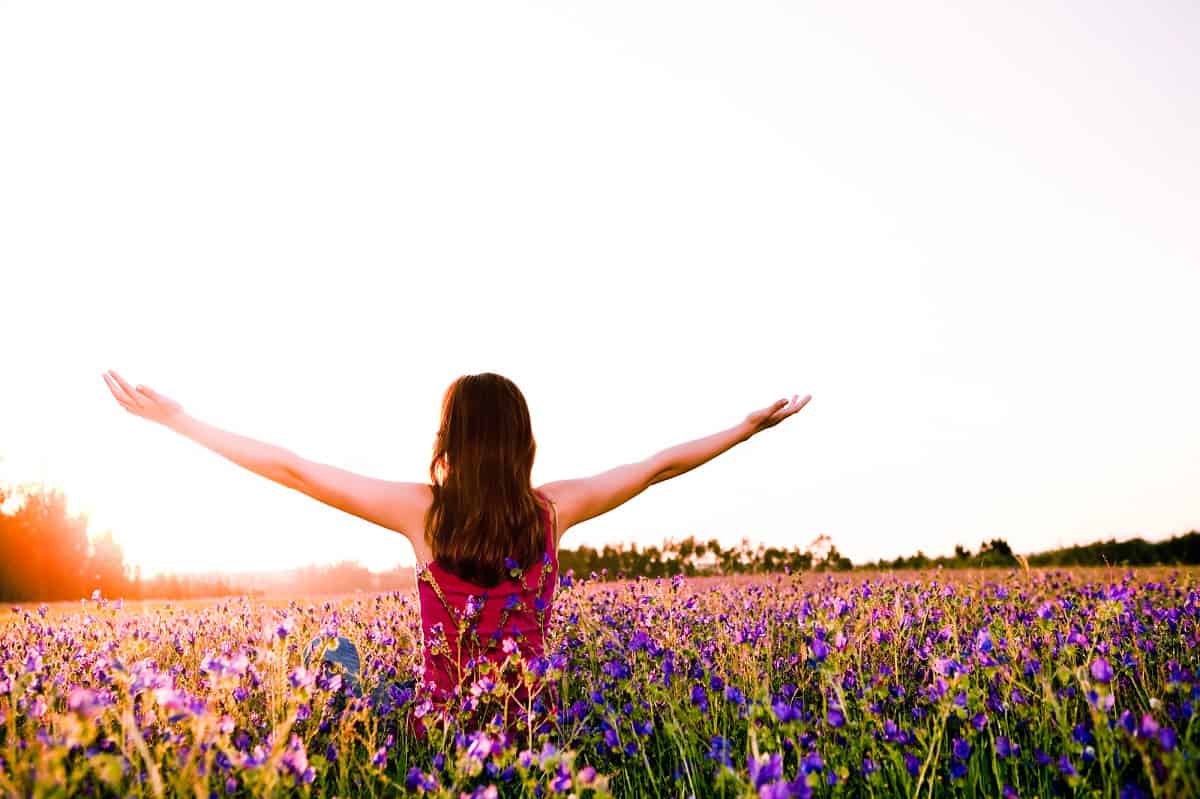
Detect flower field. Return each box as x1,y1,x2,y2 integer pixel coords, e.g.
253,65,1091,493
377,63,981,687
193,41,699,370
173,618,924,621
1,568,1196,798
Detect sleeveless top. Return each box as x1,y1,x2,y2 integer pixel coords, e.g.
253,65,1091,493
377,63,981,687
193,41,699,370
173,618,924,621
414,490,559,709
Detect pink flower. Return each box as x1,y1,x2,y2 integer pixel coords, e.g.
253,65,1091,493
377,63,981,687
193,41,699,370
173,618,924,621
67,686,104,719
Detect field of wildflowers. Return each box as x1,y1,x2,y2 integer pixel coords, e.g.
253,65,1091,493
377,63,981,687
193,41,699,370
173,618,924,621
1,568,1195,798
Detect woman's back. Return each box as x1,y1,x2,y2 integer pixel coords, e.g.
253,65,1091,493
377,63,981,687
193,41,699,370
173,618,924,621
414,491,558,705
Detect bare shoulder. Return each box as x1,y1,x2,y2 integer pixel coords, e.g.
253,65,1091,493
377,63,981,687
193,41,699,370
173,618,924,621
394,481,435,523
533,480,570,510
534,480,583,546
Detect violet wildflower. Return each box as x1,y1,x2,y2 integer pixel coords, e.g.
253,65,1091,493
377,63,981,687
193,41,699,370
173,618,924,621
996,736,1018,758
748,752,783,788
1138,714,1159,738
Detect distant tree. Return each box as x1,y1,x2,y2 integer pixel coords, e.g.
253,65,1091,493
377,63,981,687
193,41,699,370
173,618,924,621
0,480,91,601
87,529,130,598
816,544,853,572
806,534,833,564
977,538,1017,567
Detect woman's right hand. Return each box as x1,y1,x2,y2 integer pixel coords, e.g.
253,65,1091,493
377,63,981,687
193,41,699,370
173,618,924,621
103,370,186,428
744,394,811,436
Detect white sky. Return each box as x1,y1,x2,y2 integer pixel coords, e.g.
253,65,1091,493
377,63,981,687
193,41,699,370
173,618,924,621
1,1,1197,577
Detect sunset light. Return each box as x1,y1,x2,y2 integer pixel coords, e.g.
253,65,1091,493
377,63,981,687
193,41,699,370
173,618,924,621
2,4,1198,797
2,3,1198,580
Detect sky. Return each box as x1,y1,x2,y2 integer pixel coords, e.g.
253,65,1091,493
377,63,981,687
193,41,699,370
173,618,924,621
1,1,1197,577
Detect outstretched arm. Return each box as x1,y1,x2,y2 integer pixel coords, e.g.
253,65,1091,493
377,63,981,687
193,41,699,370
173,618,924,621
101,369,427,538
538,393,811,546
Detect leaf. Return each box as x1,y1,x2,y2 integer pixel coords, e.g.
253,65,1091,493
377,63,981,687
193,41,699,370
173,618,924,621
90,754,125,789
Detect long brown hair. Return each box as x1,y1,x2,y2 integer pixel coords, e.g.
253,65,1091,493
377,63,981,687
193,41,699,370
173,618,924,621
424,373,546,587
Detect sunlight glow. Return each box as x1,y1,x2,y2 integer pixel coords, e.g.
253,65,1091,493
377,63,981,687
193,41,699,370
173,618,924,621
2,1,1197,577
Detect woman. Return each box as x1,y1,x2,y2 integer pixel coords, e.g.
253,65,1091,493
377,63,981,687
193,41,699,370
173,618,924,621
102,369,810,728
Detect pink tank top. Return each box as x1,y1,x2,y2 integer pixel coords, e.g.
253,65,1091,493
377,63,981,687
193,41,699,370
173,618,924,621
414,490,558,706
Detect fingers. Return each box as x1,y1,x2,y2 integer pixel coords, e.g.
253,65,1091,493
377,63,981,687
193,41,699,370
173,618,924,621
788,394,812,416
102,373,138,414
118,374,151,411
103,372,132,405
108,370,140,403
104,370,145,413
767,393,812,426
759,398,787,419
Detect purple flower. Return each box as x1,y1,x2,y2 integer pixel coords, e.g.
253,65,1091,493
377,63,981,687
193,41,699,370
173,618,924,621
748,753,783,788
67,687,104,719
952,737,971,760
1072,724,1094,746
550,763,572,792
996,736,1018,758
1158,727,1177,752
759,779,812,799
706,736,732,767
1090,657,1113,684
276,617,295,640
280,734,310,782
810,638,829,662
827,708,845,728
1138,714,1159,738
773,699,802,723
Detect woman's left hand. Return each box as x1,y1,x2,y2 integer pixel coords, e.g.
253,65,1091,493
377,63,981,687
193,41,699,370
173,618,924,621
103,369,185,427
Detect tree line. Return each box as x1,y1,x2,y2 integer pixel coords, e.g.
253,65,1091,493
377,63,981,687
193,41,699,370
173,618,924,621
855,532,1200,571
557,534,853,579
0,479,416,602
4,472,1197,603
0,480,241,602
1023,531,1200,568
